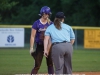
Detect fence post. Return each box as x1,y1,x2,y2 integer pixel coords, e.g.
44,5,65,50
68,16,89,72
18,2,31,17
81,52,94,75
75,29,77,50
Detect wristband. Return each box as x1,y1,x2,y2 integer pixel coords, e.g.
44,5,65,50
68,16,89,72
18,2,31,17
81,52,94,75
30,47,33,49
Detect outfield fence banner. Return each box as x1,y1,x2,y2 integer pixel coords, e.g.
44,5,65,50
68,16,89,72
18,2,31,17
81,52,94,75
84,29,100,49
0,25,100,49
0,28,24,47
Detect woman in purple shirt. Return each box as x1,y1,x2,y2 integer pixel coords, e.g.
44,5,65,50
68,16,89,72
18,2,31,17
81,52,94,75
30,6,54,75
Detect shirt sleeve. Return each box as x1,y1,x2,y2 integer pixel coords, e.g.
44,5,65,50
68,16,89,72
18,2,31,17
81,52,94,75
50,21,53,25
70,27,75,40
32,21,38,30
45,26,50,36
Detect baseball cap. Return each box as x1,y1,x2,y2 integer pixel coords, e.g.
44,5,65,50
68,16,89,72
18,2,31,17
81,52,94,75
39,6,51,16
55,12,65,18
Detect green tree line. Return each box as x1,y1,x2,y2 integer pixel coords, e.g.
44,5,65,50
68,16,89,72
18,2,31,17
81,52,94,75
0,0,100,26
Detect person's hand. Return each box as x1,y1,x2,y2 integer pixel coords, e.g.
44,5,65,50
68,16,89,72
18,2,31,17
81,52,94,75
44,50,48,58
30,47,35,55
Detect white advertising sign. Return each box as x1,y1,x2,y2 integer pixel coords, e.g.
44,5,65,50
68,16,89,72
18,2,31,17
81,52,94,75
0,28,24,47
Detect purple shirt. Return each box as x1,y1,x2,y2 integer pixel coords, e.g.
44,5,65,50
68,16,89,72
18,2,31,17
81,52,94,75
32,19,53,44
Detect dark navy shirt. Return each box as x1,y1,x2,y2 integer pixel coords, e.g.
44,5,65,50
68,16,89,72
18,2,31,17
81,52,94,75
32,19,53,44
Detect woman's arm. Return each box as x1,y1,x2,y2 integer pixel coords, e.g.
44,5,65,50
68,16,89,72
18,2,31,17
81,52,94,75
44,35,50,57
47,38,52,54
30,28,36,54
70,39,75,45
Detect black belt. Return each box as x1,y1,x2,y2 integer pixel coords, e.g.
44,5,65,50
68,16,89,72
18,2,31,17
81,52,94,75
52,41,69,46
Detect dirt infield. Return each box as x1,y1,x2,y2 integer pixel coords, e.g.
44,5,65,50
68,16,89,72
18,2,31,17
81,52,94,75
15,72,100,75
73,72,100,75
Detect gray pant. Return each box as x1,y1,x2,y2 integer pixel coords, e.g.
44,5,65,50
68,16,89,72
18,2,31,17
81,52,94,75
51,42,73,74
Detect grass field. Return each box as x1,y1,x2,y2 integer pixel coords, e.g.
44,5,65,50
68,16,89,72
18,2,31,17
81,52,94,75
0,48,100,75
